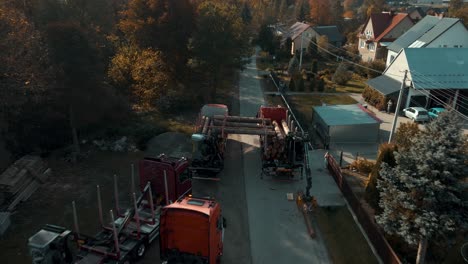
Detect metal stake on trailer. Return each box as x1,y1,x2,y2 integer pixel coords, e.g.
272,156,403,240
113,174,121,216
132,192,141,239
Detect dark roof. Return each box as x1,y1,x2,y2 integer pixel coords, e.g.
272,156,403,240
406,7,426,18
362,12,411,42
312,26,344,43
366,75,402,95
387,15,441,52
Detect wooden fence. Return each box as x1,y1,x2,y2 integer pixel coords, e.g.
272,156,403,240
326,153,402,264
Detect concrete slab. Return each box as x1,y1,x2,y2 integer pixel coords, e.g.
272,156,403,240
308,150,345,207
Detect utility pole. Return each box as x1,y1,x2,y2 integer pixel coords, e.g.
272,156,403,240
388,70,408,143
299,32,304,70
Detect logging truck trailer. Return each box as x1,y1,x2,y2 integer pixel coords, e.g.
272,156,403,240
190,104,307,180
28,156,193,264
28,181,160,264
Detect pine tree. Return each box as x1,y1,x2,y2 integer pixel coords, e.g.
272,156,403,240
376,112,468,264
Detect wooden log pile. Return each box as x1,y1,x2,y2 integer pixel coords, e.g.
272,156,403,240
0,155,52,211
262,119,293,161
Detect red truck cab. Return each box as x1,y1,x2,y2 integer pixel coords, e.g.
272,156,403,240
139,155,192,205
159,196,224,264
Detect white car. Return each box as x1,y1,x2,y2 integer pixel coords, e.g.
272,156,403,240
403,107,429,122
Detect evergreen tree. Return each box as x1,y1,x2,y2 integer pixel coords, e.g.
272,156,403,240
365,143,397,213
241,2,252,24
377,112,468,264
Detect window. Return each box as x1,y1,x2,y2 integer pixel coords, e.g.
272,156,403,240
187,199,205,206
179,168,190,183
390,55,395,62
360,40,364,48
443,44,448,48
369,43,375,51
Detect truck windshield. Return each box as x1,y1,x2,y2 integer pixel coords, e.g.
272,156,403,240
187,199,205,206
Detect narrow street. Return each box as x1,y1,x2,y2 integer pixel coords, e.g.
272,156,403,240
237,51,331,264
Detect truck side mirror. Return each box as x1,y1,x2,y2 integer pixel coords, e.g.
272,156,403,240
222,217,227,228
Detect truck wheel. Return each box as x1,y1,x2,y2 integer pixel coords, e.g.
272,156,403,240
133,242,147,259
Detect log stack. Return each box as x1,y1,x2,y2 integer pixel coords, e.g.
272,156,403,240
0,155,52,211
262,119,293,161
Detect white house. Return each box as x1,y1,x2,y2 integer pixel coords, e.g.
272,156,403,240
386,16,468,66
284,22,315,55
367,48,468,115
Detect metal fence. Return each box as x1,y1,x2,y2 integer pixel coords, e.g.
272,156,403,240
326,153,402,264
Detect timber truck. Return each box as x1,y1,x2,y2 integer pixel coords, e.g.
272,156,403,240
28,155,224,264
189,104,308,180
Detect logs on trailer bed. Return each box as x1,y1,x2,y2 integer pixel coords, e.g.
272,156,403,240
272,121,285,140
281,120,290,135
213,115,271,124
262,119,294,161
211,127,276,135
212,120,273,129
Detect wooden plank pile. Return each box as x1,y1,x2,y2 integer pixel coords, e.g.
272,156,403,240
0,155,52,211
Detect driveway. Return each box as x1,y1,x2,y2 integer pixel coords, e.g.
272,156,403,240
238,50,331,264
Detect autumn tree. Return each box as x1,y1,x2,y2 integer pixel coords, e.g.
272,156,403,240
317,35,329,55
394,122,421,151
191,1,249,100
118,0,195,75
377,112,468,264
448,0,463,16
365,143,397,212
309,0,331,25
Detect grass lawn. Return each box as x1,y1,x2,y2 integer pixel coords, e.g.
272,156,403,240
315,206,378,264
334,78,367,93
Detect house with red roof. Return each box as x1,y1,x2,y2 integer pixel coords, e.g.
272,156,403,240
358,12,414,62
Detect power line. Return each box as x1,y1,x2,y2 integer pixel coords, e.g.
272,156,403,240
299,34,468,120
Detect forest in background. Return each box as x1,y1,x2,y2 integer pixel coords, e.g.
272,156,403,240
0,0,262,160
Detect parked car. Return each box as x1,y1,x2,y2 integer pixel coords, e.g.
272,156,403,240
403,107,430,122
428,107,446,120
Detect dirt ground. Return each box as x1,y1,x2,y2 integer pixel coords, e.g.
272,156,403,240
0,148,146,263
0,70,251,264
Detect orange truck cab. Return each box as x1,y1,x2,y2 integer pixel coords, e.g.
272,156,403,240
159,196,225,264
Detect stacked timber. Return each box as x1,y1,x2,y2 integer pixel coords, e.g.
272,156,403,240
209,115,276,136
0,155,52,211
262,119,293,161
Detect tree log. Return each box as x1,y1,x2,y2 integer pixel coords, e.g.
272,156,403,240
272,121,285,140
211,127,276,135
213,115,271,124
281,119,290,135
213,120,273,129
202,117,211,134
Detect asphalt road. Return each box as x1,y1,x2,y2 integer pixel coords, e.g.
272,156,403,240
238,50,331,264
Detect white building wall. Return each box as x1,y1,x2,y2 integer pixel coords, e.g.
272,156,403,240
386,50,399,67
426,22,468,48
291,28,314,55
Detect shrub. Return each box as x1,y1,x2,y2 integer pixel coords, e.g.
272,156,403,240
350,158,375,174
365,143,397,212
362,86,385,110
332,63,352,85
